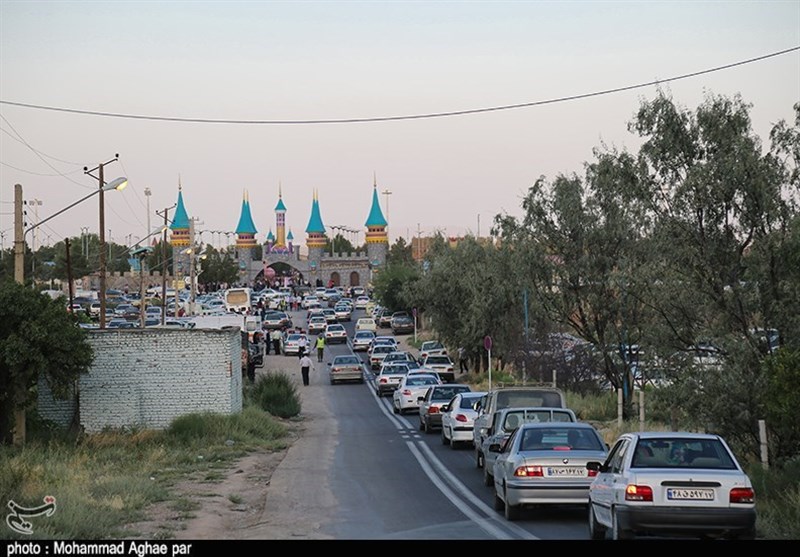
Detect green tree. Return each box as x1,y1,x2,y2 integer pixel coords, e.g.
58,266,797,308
0,282,94,444
388,237,414,266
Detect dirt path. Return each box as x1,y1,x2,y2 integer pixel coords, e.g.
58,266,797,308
123,358,337,540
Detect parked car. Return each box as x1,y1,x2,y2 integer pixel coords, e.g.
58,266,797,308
418,384,473,433
328,354,365,385
392,373,441,414
391,312,415,335
479,407,579,487
587,432,757,540
419,354,456,383
352,330,376,352
419,340,447,360
324,323,348,344
440,391,487,449
377,309,393,328
374,362,413,397
491,422,608,521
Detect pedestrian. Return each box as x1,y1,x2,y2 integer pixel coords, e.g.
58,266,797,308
298,333,309,359
458,346,469,374
271,328,282,355
299,353,312,386
315,333,326,363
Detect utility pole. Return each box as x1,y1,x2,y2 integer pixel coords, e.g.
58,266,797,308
14,184,24,284
26,199,42,281
144,187,152,243
416,223,421,261
65,238,74,312
189,217,196,316
156,204,175,325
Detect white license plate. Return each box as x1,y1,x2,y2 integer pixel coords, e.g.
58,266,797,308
545,467,586,477
667,488,715,500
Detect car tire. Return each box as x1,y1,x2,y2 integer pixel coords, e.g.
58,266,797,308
441,428,449,445
419,419,425,432
588,503,607,540
504,487,521,521
476,449,484,469
450,436,459,450
392,403,399,414
611,507,633,540
493,491,504,512
483,464,493,487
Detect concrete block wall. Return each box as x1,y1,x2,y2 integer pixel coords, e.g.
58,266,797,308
38,327,242,433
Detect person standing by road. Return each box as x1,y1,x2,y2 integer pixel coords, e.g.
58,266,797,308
315,334,325,363
298,333,309,359
271,328,282,356
299,353,313,386
458,346,469,374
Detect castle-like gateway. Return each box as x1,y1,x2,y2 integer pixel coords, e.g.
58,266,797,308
169,180,389,288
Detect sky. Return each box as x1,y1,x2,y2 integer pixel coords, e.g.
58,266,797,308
1,0,798,254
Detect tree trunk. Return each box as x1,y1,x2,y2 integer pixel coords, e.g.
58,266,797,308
13,408,25,446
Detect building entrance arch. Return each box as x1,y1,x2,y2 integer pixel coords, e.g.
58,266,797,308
349,271,360,286
330,272,341,287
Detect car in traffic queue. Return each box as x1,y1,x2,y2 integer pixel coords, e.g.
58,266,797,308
328,354,365,385
440,391,487,449
355,317,377,332
308,315,328,335
324,323,348,344
369,335,398,352
262,310,291,330
374,362,413,397
352,330,376,352
354,295,371,309
419,354,456,383
419,340,447,360
322,308,338,324
369,343,396,370
392,373,441,415
418,384,473,433
490,422,608,521
382,350,418,367
333,303,353,322
479,407,579,487
281,333,309,356
377,308,393,329
586,431,757,540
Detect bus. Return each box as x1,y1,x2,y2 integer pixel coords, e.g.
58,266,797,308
224,287,251,313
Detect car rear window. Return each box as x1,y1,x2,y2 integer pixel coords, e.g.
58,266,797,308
519,427,604,451
631,438,737,469
431,386,471,400
497,390,564,409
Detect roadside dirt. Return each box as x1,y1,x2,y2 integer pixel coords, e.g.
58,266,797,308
122,358,336,541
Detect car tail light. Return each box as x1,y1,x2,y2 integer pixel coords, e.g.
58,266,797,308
455,414,469,423
730,488,755,504
379,378,388,384
513,465,544,477
624,485,653,501
401,389,412,396
428,406,440,414
447,367,453,372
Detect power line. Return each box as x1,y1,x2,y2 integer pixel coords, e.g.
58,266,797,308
0,46,796,126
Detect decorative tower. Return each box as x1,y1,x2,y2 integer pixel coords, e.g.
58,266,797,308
365,177,389,275
170,178,191,293
305,189,327,280
272,184,289,254
234,189,258,286
265,229,275,253
287,229,294,254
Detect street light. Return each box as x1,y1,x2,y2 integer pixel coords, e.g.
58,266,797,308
84,155,127,329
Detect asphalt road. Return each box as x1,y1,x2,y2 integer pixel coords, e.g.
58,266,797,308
255,307,590,540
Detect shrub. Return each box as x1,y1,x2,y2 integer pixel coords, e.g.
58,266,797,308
247,372,301,419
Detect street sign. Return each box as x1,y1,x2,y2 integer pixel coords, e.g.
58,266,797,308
412,307,417,318
484,335,492,351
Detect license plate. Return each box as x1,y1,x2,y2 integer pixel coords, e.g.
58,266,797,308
667,488,715,500
546,467,586,477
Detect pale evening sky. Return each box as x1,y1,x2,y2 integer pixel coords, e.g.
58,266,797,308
1,0,798,254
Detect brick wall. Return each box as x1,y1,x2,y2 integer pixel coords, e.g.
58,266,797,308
38,327,243,433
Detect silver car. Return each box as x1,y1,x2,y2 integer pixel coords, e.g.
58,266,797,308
587,432,757,540
491,422,608,521
418,384,472,433
374,362,412,397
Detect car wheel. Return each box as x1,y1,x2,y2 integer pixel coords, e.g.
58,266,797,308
504,488,521,521
476,449,484,469
588,503,607,540
441,428,449,445
392,402,399,414
419,419,425,432
449,436,459,450
483,464,493,487
611,507,633,540
493,491,504,512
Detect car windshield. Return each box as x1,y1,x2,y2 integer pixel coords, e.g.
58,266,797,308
356,332,374,339
426,356,450,364
334,356,360,365
383,365,409,375
374,346,393,354
431,386,471,400
406,376,438,386
459,395,483,409
519,427,605,451
631,438,737,469
423,342,443,350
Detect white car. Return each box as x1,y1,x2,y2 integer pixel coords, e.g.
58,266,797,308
355,318,377,332
324,323,348,344
368,344,395,370
419,340,448,360
352,330,376,352
587,431,757,540
392,373,441,414
440,391,487,449
354,295,371,309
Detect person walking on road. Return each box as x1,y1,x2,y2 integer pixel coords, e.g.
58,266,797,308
458,346,469,374
298,333,309,359
315,334,326,362
299,353,313,386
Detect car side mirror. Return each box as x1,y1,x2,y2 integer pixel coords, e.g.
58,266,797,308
586,461,602,472
488,443,502,453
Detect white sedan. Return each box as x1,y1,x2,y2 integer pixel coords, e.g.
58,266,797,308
392,373,441,415
440,391,487,449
